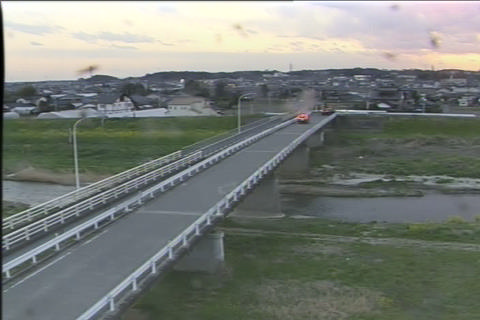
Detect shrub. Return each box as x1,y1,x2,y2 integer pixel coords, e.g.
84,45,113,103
446,216,466,224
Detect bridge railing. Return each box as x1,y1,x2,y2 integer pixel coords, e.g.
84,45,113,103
3,151,183,232
75,114,334,320
181,115,284,156
3,117,296,280
2,151,203,252
3,115,286,234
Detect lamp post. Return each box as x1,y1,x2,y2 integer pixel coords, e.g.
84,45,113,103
72,117,87,189
237,93,255,134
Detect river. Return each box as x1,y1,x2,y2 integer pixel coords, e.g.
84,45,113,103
3,180,479,223
281,193,480,223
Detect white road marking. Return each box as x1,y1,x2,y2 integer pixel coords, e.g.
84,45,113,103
80,229,110,247
4,251,72,293
140,210,202,216
243,150,278,153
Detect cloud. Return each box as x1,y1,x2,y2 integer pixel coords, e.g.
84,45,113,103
98,32,155,43
157,5,177,14
30,41,44,46
158,41,175,46
72,31,155,44
260,2,479,56
5,21,59,35
72,32,98,43
111,44,138,50
123,19,134,27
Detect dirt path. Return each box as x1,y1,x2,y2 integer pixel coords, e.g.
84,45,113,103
218,227,480,252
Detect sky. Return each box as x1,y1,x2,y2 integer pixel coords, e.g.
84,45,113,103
3,1,480,82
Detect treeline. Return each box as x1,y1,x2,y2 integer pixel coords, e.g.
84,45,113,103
139,68,480,82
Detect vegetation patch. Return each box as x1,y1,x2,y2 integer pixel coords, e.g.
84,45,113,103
3,117,238,177
2,201,30,218
252,279,382,319
312,118,480,178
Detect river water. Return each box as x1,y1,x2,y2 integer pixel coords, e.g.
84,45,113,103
281,193,480,223
3,180,479,223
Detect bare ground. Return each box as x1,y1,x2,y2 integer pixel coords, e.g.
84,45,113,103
253,279,382,320
3,166,110,186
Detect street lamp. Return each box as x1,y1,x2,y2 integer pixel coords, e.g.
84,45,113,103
237,93,255,134
72,117,88,189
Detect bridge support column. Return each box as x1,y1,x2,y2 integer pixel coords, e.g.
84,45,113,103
305,130,324,148
232,172,283,218
174,232,224,274
276,143,310,178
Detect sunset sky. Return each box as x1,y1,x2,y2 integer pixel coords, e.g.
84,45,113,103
3,1,480,82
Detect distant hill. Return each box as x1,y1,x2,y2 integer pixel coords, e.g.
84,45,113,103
85,75,120,83
139,70,273,82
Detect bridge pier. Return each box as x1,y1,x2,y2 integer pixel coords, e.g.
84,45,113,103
305,130,324,148
174,232,224,274
276,143,310,178
231,172,283,218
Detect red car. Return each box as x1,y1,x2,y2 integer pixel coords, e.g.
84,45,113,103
295,113,310,123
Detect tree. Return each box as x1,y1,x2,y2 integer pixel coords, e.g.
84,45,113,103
214,81,227,99
16,85,37,97
259,84,269,98
120,82,149,96
3,90,17,103
184,79,210,98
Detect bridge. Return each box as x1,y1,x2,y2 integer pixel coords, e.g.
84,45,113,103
2,112,337,320
3,110,477,319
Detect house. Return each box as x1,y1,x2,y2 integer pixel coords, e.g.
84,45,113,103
129,94,154,109
3,112,20,119
7,102,37,115
167,95,218,116
458,96,477,107
96,93,135,114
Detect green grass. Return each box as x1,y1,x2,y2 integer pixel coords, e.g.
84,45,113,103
2,201,30,217
312,117,480,178
129,218,480,320
3,117,238,175
382,118,480,138
222,217,480,244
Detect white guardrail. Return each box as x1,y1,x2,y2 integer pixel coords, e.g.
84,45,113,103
3,115,287,235
3,151,183,232
2,116,288,250
2,117,298,280
76,113,337,320
335,110,477,118
2,151,203,251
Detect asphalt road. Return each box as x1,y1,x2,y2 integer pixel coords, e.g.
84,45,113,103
2,114,327,320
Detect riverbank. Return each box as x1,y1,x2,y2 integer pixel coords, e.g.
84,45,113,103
279,172,480,197
3,166,108,185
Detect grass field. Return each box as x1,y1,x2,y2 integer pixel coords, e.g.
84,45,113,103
126,217,480,320
312,117,480,178
2,116,239,176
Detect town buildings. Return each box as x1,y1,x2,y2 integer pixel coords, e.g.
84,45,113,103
4,69,480,118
